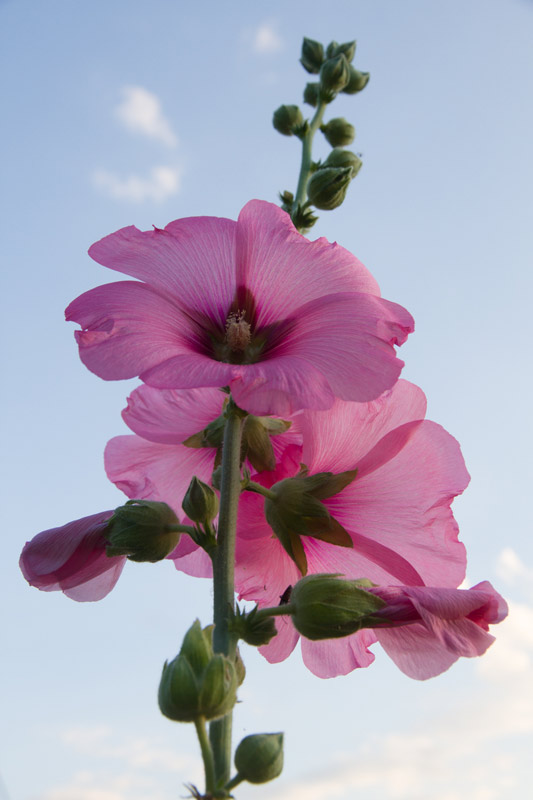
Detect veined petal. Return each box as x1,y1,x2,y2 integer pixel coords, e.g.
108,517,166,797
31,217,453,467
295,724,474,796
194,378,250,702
89,216,237,327
104,435,214,516
66,281,194,380
278,293,414,403
123,385,225,444
236,200,380,329
300,629,377,678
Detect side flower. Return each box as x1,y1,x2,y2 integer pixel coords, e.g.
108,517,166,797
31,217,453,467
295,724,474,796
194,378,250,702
66,200,414,416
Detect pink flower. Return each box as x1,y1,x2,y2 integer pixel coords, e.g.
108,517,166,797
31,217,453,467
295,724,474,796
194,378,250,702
19,511,125,602
66,200,414,416
104,384,302,574
367,581,508,679
234,380,471,676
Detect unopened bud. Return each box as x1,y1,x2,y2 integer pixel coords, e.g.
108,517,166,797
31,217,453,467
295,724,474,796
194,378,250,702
158,620,237,723
303,81,320,107
106,500,181,562
182,477,219,525
235,733,284,784
343,67,370,94
300,37,324,74
272,104,304,136
319,53,350,94
242,415,292,473
307,166,353,210
321,117,355,147
279,189,294,213
324,148,363,177
231,605,278,647
326,40,356,63
291,204,318,233
290,574,387,640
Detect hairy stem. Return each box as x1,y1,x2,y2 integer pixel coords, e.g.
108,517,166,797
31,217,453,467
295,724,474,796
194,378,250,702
209,400,245,787
292,98,328,212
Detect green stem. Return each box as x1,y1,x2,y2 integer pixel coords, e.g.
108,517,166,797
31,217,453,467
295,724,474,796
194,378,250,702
225,774,245,792
209,400,245,787
245,481,276,500
254,604,295,621
194,716,216,795
292,98,328,211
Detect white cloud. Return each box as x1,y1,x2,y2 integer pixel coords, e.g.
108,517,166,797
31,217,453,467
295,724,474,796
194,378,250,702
251,22,283,54
115,87,177,147
92,166,181,203
495,547,533,587
476,600,533,680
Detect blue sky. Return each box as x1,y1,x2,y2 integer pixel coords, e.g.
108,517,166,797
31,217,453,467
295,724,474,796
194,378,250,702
2,1,533,798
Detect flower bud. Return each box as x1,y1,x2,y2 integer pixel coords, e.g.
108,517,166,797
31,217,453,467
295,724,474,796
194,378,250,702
303,81,320,107
279,189,294,212
242,415,292,473
231,605,278,647
320,117,355,147
307,166,353,210
290,204,318,234
324,148,363,177
290,574,387,640
106,500,181,562
343,66,370,94
158,620,237,723
300,37,324,74
234,733,284,784
272,104,304,136
326,40,356,63
182,477,219,525
319,53,350,94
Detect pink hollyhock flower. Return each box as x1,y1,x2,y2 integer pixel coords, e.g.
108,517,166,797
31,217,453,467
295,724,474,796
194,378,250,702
66,200,414,416
234,380,471,677
366,581,508,679
19,511,125,601
104,384,302,571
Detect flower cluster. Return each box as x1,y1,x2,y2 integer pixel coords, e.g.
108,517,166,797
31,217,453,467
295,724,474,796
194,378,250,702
20,200,506,679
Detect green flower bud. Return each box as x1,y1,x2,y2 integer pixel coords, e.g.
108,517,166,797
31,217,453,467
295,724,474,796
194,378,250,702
300,37,324,74
231,605,278,647
272,104,304,136
234,733,284,784
106,500,181,562
290,204,318,234
319,53,350,94
324,148,363,176
264,470,357,574
326,40,356,63
303,81,320,107
307,167,353,211
182,477,219,525
242,415,292,473
279,189,294,213
290,574,387,640
343,66,370,94
158,620,237,723
320,117,355,147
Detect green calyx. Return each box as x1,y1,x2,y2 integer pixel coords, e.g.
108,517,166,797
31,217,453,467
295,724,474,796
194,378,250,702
272,104,304,136
234,733,284,784
300,37,324,74
264,469,357,575
307,166,353,210
182,477,219,526
321,117,355,147
230,605,278,647
106,500,182,562
158,620,238,723
323,147,363,176
319,53,351,95
290,574,387,640
343,66,370,95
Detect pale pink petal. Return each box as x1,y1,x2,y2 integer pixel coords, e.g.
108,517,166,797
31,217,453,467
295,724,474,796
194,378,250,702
171,547,213,579
377,622,461,679
301,628,377,678
259,615,300,664
275,293,414,404
66,282,193,380
89,217,237,327
104,436,215,516
229,356,336,416
236,201,380,329
327,421,469,587
63,559,126,602
301,381,427,473
122,386,225,444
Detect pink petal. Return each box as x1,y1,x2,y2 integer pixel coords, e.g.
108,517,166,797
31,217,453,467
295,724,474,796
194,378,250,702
89,217,237,328
104,435,215,516
258,616,300,664
377,622,461,679
301,381,427,473
328,420,469,587
171,547,213,579
301,629,377,678
122,385,225,444
276,293,414,404
141,352,239,392
66,281,194,381
236,201,381,330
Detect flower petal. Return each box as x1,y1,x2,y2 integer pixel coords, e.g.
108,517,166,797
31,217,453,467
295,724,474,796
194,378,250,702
89,217,237,327
300,629,377,678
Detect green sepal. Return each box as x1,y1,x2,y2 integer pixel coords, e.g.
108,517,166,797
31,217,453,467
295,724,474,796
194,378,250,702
320,117,355,147
106,500,181,562
230,605,278,647
343,66,370,94
319,53,350,94
326,40,356,62
300,37,324,74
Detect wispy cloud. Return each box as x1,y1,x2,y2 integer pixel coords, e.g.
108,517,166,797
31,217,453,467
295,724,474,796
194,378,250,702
251,21,283,54
495,547,533,587
115,87,177,147
92,166,181,203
